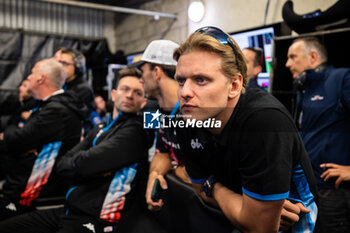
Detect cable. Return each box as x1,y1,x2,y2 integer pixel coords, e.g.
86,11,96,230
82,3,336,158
264,0,271,25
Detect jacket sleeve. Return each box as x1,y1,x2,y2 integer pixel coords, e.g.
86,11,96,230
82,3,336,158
4,103,65,154
56,121,148,178
342,70,350,109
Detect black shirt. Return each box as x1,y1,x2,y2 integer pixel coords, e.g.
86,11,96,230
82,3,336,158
178,89,317,201
156,105,185,165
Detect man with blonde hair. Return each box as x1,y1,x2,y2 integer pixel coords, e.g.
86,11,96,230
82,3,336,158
174,26,318,233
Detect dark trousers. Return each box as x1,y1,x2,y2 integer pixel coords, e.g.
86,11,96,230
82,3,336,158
314,188,350,233
0,207,121,233
0,205,167,233
0,196,34,221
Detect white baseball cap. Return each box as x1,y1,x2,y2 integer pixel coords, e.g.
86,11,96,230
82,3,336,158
129,40,179,68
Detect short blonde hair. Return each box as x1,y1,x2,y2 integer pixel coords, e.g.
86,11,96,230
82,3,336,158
174,32,247,89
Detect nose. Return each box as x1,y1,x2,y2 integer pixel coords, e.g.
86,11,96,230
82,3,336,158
285,58,291,68
179,79,194,101
126,90,134,99
139,76,145,84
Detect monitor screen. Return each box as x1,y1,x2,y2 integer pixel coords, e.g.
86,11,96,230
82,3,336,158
230,26,274,89
126,52,143,64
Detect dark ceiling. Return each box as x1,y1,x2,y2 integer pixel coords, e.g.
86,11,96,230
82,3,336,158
75,0,156,8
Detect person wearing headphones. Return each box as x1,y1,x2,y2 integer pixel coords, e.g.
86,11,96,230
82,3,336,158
286,37,350,233
53,48,95,120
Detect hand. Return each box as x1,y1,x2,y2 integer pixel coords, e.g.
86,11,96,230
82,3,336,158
0,132,4,141
192,182,218,207
21,111,31,120
145,171,168,211
173,165,191,184
320,163,350,189
279,200,310,231
20,149,38,158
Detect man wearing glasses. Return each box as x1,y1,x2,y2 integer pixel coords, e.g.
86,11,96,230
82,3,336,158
53,48,95,121
173,26,318,233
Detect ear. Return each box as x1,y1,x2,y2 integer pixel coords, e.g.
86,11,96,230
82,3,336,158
253,65,262,77
140,97,147,110
154,66,162,82
111,89,117,102
38,74,47,84
228,74,243,99
309,51,319,65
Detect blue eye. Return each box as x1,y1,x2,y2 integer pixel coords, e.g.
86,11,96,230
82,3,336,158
196,77,206,84
177,78,185,86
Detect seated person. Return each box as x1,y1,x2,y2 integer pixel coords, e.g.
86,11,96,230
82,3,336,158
0,79,37,131
0,68,159,233
0,59,87,220
91,95,109,126
173,26,318,233
52,48,95,133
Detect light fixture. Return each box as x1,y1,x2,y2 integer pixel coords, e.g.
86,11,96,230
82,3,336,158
188,1,205,23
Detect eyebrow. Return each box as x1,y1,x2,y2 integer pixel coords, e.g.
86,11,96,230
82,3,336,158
174,74,185,81
120,84,143,92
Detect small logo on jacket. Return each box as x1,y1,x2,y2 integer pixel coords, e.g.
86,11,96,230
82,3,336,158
310,95,324,101
83,223,96,233
191,138,204,149
104,226,114,232
5,203,17,212
143,110,161,129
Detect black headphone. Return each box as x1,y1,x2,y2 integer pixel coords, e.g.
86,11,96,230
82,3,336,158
293,63,328,91
71,49,86,77
59,48,86,77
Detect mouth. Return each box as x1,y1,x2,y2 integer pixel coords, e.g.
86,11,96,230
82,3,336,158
181,104,197,112
122,102,133,107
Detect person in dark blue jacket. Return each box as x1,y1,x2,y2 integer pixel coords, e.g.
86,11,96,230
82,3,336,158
286,36,350,233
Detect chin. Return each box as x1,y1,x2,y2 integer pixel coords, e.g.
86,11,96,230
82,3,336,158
182,111,208,122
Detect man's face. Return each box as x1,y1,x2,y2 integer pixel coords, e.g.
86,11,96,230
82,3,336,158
286,41,312,79
58,53,75,82
19,80,31,101
243,49,259,79
175,50,235,122
112,76,146,113
27,61,44,99
140,63,158,99
52,49,62,61
94,96,106,111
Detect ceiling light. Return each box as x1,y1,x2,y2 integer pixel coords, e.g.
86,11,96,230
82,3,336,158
188,1,205,23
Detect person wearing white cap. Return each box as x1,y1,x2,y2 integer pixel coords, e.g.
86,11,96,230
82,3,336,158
136,40,190,213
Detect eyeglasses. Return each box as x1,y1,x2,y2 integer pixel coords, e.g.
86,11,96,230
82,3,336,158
59,60,75,67
195,26,241,73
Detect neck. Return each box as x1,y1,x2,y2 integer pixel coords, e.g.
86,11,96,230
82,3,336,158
158,78,178,111
39,87,60,100
66,75,76,83
207,95,240,135
113,108,119,119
